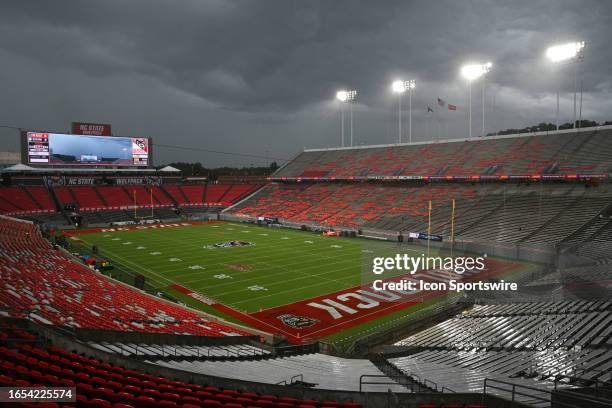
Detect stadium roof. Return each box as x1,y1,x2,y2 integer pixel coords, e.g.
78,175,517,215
0,165,173,174
159,165,180,172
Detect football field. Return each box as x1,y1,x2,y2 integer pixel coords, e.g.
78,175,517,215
69,221,529,343
73,222,366,311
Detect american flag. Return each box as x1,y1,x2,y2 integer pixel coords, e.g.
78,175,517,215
448,104,457,111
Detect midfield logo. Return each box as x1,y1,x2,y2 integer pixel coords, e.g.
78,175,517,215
277,313,319,329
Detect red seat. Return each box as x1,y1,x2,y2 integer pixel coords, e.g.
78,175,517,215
157,401,179,407
253,400,275,408
202,400,223,408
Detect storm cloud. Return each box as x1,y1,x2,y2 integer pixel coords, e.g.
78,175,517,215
0,0,610,166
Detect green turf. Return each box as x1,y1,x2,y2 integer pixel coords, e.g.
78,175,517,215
71,222,537,343
73,223,367,313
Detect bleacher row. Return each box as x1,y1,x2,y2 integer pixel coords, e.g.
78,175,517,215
232,183,612,244
151,354,408,393
0,327,363,408
387,301,612,399
0,216,251,337
395,303,612,351
276,129,612,178
87,341,271,359
0,183,261,215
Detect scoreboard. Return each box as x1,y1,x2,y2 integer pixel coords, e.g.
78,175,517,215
23,132,152,167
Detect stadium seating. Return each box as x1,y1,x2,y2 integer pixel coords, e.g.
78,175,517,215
274,128,612,178
57,186,105,210
156,183,261,208
96,186,133,208
40,183,259,220
87,341,271,359
0,216,251,337
150,353,409,392
0,327,362,408
387,300,612,398
0,186,55,215
232,183,612,243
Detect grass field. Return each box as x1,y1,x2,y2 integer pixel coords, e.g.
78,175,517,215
69,221,535,343
74,222,365,311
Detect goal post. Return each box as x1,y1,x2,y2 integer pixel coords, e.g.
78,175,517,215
133,187,154,219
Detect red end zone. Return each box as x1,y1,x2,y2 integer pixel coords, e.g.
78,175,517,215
172,258,520,344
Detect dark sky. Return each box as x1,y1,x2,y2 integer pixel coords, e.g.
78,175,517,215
1,0,611,167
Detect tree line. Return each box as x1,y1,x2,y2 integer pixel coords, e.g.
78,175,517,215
488,120,612,136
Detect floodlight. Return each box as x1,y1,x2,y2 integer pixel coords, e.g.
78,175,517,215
546,41,585,63
391,80,415,93
392,80,406,93
335,89,357,147
461,62,493,81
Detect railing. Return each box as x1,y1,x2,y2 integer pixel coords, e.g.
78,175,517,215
276,374,305,386
358,374,414,393
483,378,551,407
108,342,268,360
559,369,612,401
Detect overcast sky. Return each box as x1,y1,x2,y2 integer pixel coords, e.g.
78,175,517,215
0,0,611,167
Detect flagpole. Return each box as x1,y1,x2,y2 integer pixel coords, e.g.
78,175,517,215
427,199,432,258
578,80,583,129
450,199,455,259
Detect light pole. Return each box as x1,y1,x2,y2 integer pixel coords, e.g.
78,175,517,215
391,80,416,144
461,62,492,138
336,89,357,147
546,41,585,129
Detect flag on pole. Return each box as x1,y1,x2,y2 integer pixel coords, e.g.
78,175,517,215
437,98,446,107
448,104,457,111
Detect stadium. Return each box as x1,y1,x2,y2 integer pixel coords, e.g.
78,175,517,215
1,2,612,408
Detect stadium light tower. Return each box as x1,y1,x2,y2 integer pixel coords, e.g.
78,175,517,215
336,89,357,147
461,62,492,138
546,41,585,130
391,80,416,144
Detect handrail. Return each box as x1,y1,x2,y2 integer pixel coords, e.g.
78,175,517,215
483,378,551,405
276,374,304,386
359,374,413,393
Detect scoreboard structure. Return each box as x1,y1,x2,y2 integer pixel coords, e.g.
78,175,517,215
22,131,153,168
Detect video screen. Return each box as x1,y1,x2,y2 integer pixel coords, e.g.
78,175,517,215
25,132,150,167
